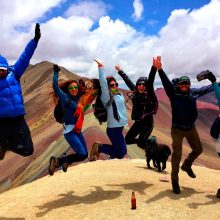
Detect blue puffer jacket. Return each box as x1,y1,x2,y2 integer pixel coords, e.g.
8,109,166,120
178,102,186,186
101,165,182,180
0,39,38,117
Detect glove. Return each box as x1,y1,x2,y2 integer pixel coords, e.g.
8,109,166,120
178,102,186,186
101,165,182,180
207,72,216,83
34,23,41,42
53,64,60,72
197,70,210,81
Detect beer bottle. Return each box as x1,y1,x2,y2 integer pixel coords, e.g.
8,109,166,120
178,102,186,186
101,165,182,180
131,191,136,209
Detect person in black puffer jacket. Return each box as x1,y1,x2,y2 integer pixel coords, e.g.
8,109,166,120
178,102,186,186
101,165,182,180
116,58,158,150
154,56,215,194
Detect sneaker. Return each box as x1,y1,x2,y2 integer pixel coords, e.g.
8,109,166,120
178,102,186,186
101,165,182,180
0,145,6,160
48,156,60,176
61,162,69,172
181,164,196,178
216,188,220,199
89,142,101,161
172,182,181,194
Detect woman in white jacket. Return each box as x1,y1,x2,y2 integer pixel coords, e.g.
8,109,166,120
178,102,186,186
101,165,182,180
89,60,128,160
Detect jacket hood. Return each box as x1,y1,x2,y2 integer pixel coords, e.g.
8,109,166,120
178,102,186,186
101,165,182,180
0,55,9,70
136,77,148,87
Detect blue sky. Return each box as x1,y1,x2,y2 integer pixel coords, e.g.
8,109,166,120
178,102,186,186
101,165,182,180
0,0,219,88
39,0,211,35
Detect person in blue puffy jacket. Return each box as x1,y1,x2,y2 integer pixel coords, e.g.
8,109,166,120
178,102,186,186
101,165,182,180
0,23,41,160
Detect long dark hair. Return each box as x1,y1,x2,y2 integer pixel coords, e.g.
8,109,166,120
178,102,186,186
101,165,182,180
51,79,79,105
91,78,101,96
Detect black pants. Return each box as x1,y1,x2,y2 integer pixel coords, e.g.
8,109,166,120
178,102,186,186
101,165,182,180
125,117,154,150
0,116,33,157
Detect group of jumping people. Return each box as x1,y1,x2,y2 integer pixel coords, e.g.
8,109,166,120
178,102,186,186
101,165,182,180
0,23,219,196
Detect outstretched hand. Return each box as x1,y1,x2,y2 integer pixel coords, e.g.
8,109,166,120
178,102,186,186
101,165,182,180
94,59,103,68
207,72,216,83
153,56,162,70
34,23,41,42
115,64,121,71
53,64,60,72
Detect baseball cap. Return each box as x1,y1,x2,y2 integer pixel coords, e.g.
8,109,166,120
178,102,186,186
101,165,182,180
179,76,190,84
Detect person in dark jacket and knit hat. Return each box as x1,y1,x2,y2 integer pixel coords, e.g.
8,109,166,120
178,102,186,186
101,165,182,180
115,59,158,150
0,23,41,160
154,56,215,194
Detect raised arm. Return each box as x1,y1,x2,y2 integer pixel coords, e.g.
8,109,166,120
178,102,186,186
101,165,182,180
94,60,111,104
191,84,213,99
52,64,69,104
154,56,175,97
13,23,41,78
147,59,157,95
115,64,135,90
192,71,216,98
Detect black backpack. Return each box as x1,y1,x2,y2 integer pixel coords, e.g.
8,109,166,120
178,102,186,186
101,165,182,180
92,94,113,124
54,99,70,124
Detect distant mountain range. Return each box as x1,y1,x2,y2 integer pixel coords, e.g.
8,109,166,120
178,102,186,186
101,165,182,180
0,61,219,193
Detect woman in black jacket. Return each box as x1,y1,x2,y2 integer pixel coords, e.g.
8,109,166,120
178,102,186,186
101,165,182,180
115,59,158,150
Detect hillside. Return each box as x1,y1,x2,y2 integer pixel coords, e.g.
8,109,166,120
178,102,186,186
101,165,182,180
0,159,219,220
0,61,220,194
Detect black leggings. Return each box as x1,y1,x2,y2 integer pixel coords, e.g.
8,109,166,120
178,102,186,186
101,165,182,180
0,116,33,157
59,153,88,165
125,117,153,150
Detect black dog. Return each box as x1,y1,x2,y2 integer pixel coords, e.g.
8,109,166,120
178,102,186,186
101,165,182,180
145,138,171,172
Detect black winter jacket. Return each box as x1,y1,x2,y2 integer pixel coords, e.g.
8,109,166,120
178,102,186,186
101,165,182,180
158,69,214,130
118,66,158,121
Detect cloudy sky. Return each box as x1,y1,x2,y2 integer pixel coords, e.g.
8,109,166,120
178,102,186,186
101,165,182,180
0,0,220,88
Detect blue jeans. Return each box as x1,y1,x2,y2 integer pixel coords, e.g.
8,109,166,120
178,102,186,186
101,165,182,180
99,127,127,159
63,131,88,164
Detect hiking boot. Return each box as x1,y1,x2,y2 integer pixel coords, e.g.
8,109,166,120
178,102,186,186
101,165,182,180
216,188,220,199
61,162,69,172
48,156,60,176
181,163,196,178
0,146,6,160
172,182,181,194
89,142,101,161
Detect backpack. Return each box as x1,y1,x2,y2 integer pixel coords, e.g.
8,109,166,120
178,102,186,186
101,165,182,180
54,99,70,124
92,94,114,124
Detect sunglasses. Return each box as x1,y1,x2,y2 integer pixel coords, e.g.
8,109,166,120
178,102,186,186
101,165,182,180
109,83,118,88
137,82,146,86
69,85,79,90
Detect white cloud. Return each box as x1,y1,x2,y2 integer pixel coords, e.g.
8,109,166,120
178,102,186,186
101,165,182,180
65,0,108,21
132,0,144,21
1,0,220,88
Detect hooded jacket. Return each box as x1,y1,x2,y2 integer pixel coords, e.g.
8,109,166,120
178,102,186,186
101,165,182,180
158,69,214,129
118,66,158,121
0,39,38,117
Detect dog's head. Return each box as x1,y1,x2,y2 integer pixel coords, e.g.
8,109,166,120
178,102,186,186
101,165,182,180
145,140,158,156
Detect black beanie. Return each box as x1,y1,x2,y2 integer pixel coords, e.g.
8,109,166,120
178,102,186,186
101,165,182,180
136,77,148,87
